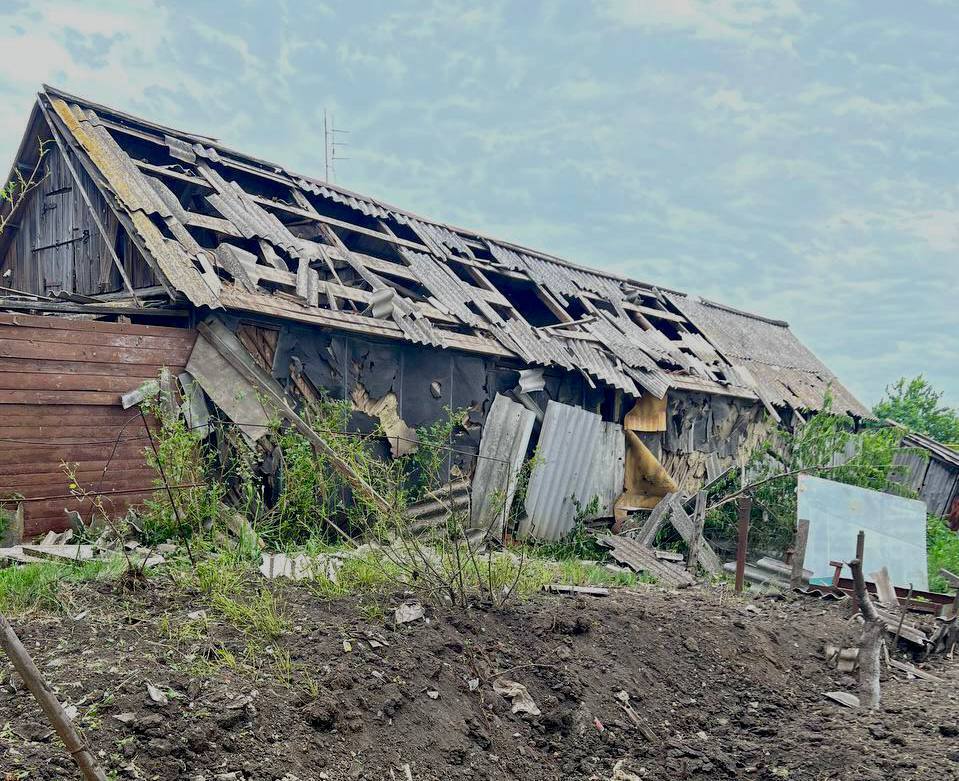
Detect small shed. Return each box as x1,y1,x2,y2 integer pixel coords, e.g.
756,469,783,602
894,431,959,519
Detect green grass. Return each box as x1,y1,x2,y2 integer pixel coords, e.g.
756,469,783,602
0,558,126,615
927,514,959,592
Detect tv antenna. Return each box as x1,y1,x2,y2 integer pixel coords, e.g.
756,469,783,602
323,109,350,183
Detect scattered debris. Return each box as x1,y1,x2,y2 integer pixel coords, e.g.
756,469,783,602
824,691,860,708
888,658,944,683
394,603,426,625
146,683,169,706
825,644,860,673
492,678,541,716
543,584,610,597
598,535,694,587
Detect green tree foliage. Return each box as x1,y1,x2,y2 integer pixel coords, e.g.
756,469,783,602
705,393,908,554
874,375,959,446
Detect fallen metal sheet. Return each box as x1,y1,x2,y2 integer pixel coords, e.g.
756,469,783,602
722,560,810,590
470,394,536,538
597,536,694,588
520,401,604,541
798,474,928,590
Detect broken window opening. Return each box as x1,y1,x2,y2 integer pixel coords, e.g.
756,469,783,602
482,270,562,327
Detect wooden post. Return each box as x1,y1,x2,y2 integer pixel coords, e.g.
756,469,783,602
789,518,810,589
852,529,865,611
0,612,108,780
734,496,751,594
848,558,883,709
687,491,706,573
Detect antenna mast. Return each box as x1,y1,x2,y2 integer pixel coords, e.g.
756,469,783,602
323,109,350,183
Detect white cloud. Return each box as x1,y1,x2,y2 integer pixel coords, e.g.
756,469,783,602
595,0,805,48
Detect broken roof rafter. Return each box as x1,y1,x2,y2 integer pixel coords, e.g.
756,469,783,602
5,85,868,416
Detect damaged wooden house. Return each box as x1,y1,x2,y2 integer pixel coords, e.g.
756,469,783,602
0,86,870,543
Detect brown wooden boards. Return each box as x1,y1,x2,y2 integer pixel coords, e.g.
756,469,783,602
0,312,196,537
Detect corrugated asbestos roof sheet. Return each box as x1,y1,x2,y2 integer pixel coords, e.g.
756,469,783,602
25,85,866,416
668,293,869,417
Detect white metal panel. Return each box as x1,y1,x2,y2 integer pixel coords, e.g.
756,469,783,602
469,394,536,538
520,401,604,541
798,474,928,590
583,421,626,520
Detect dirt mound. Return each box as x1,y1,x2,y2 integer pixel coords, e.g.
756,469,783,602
2,581,959,779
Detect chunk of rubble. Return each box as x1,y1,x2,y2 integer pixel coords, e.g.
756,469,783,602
492,678,541,716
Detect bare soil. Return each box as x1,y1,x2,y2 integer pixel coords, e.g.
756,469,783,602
2,579,959,780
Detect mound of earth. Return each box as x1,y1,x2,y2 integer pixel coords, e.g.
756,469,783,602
2,580,959,780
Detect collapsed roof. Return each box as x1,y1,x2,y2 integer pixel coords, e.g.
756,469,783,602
1,85,868,418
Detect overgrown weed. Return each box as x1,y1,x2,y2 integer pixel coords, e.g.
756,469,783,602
0,558,126,615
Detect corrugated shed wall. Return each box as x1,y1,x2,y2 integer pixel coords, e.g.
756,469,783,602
0,313,195,538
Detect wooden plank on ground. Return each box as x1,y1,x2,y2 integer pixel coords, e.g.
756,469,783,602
635,493,675,546
669,500,722,575
869,566,900,609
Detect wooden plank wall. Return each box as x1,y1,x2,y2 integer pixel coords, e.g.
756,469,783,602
0,146,157,297
0,312,196,538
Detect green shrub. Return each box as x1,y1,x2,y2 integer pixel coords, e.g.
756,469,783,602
927,514,959,592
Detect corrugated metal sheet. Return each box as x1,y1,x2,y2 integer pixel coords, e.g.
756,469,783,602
401,249,485,327
69,106,173,219
199,164,302,253
470,394,536,538
597,536,694,587
583,421,626,520
520,401,604,541
563,339,640,397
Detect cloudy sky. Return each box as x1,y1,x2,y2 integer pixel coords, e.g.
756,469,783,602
2,0,956,406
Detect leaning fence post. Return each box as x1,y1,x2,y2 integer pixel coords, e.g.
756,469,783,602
0,611,108,780
734,496,752,594
789,518,810,589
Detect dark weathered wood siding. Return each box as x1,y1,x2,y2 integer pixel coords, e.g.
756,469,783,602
0,313,195,537
0,146,157,296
